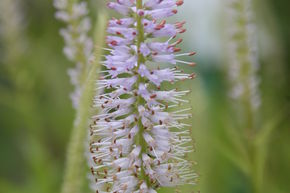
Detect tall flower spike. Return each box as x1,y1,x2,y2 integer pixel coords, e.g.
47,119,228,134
225,0,261,141
54,0,93,108
89,0,197,192
226,0,261,112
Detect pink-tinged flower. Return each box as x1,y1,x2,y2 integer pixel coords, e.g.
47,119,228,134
89,0,197,192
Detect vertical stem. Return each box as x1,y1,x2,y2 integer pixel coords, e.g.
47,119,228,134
239,3,260,193
61,13,107,193
135,0,151,186
231,1,261,192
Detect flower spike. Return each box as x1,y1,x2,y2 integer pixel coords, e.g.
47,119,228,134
89,0,197,192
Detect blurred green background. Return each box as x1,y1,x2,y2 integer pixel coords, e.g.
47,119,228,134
0,0,289,193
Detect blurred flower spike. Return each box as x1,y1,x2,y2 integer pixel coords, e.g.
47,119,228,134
54,0,93,108
88,0,198,192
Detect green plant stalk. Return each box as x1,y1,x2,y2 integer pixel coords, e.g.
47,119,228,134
227,1,264,193
61,13,107,193
236,7,260,193
238,10,261,193
134,0,151,186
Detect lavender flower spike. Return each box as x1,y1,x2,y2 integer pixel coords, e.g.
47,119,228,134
89,0,197,192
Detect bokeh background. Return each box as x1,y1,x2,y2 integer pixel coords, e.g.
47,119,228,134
0,0,289,193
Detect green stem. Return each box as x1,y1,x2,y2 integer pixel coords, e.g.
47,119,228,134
135,0,151,187
234,2,262,193
61,13,107,193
